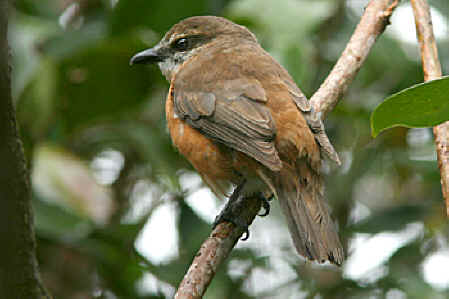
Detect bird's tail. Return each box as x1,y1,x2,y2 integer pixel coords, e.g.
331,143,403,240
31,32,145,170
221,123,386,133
273,162,344,266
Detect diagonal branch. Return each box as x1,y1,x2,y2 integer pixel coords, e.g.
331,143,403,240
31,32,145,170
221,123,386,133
174,1,400,298
410,0,449,216
310,0,399,118
175,196,261,299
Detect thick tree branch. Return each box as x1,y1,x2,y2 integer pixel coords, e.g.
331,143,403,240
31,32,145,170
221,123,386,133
410,0,449,216
0,1,50,298
310,0,399,118
174,1,400,298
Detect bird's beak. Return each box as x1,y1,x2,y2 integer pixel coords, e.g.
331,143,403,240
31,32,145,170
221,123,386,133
129,46,165,65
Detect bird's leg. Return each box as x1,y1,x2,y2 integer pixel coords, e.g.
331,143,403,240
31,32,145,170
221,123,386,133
213,180,252,240
213,182,274,240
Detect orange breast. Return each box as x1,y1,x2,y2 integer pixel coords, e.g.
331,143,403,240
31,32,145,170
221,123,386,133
165,88,236,197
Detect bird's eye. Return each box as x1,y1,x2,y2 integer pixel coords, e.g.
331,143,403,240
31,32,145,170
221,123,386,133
173,38,189,51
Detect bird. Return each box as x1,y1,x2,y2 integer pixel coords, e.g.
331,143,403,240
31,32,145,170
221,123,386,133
130,16,344,266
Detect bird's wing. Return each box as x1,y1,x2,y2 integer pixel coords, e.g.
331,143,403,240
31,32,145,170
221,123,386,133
173,78,282,171
283,78,341,165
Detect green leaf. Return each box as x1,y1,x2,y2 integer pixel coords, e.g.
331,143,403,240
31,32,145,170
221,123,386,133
32,195,92,240
371,76,449,137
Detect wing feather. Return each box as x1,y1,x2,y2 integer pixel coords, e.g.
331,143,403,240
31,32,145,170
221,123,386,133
173,79,282,171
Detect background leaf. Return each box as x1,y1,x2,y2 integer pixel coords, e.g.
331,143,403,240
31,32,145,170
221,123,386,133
371,76,449,137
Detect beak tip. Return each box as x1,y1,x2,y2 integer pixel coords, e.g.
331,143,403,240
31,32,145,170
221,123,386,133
129,57,136,66
129,47,162,66
129,53,143,66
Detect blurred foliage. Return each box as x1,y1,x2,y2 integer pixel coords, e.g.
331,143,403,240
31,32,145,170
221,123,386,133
371,76,449,137
9,0,449,298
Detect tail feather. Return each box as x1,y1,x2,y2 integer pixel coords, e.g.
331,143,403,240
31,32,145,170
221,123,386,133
274,163,344,266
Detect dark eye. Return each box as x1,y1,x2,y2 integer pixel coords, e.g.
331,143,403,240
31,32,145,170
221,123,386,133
173,38,189,51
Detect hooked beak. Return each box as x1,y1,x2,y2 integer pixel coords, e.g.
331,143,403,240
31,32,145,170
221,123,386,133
129,46,165,65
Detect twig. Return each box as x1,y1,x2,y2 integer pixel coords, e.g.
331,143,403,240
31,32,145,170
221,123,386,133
410,0,449,216
174,1,401,298
310,0,400,118
59,0,94,29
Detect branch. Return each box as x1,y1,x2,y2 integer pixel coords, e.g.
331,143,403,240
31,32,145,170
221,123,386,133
0,1,50,298
59,0,97,29
410,0,449,216
174,1,400,297
310,0,399,118
175,196,261,299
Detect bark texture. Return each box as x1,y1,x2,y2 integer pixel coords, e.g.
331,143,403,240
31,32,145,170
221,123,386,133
0,1,49,298
175,196,261,299
410,0,449,216
310,0,399,118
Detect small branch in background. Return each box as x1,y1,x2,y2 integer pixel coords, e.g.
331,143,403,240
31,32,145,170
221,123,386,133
59,0,82,29
310,0,400,118
174,196,262,299
174,1,402,298
410,0,449,216
59,0,102,29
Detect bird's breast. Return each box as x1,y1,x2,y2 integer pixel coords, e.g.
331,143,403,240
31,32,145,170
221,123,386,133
165,87,237,197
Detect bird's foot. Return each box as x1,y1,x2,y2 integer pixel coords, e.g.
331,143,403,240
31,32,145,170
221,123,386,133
213,180,251,240
212,183,274,240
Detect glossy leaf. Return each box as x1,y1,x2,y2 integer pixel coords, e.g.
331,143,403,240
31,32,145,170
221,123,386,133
371,76,449,137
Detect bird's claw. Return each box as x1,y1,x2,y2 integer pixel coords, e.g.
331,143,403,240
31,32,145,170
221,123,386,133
258,195,271,217
212,202,251,241
240,228,250,241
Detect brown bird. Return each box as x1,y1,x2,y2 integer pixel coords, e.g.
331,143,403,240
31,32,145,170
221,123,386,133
130,16,344,265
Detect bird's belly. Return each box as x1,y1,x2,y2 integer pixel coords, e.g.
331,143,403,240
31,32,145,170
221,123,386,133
166,96,236,197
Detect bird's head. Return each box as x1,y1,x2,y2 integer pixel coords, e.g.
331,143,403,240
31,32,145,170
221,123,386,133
130,16,257,81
